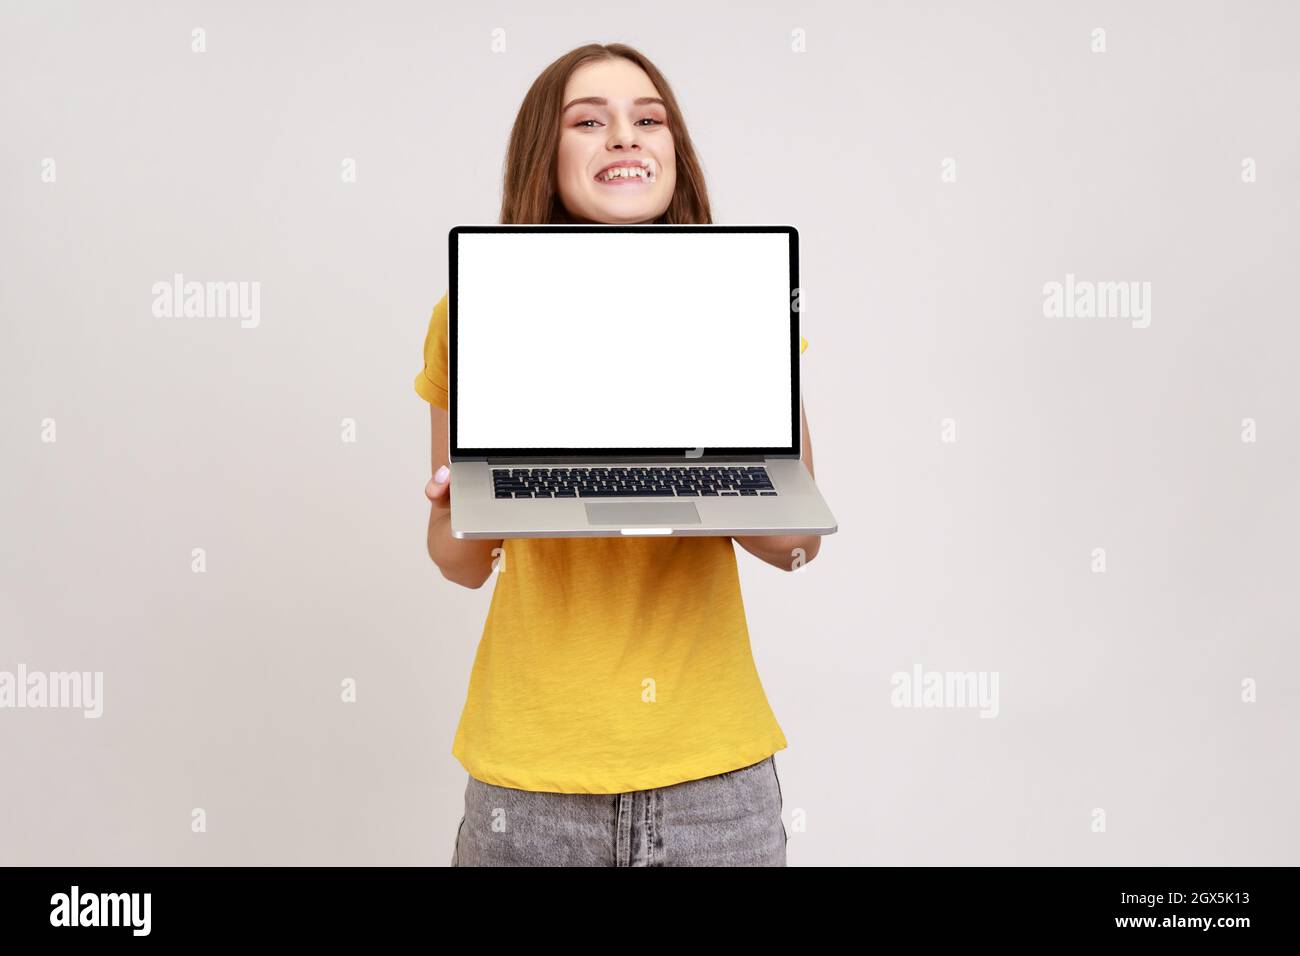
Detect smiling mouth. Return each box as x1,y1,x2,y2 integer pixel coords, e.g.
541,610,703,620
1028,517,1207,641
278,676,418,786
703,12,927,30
594,159,656,184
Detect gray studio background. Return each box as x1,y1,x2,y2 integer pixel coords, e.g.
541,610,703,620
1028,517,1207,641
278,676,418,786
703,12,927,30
2,0,1297,866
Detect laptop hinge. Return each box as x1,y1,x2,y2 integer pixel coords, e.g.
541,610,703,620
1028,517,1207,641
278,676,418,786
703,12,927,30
479,454,774,465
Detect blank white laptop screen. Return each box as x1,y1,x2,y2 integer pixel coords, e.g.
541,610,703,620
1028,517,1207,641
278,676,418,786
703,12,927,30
454,230,794,450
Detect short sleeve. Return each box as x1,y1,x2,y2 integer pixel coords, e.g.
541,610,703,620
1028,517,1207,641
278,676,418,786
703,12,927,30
413,293,450,410
800,334,808,355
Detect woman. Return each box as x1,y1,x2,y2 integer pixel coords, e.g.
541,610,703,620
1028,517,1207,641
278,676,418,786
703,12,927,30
415,43,823,866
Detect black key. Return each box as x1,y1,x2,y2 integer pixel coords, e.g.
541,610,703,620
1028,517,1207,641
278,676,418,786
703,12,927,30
720,491,740,496
513,491,533,498
759,491,777,496
495,491,513,498
739,489,757,495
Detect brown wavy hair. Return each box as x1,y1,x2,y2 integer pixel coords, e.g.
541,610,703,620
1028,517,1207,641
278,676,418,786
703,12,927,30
499,43,712,225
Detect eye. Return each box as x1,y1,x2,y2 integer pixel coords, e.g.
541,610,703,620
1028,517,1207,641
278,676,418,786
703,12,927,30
572,117,665,128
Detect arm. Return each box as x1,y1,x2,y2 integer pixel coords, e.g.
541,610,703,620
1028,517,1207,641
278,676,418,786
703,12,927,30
731,395,822,571
425,404,503,589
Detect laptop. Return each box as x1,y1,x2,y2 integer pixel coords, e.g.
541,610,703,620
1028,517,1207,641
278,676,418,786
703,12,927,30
447,224,838,540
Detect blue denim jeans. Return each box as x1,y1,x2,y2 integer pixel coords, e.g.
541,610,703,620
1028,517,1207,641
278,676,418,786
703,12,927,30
451,755,788,866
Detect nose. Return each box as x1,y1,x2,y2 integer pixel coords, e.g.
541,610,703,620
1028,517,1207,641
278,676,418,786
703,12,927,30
606,115,641,151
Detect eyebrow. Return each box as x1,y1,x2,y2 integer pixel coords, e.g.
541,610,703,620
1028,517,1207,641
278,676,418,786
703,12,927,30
562,96,666,113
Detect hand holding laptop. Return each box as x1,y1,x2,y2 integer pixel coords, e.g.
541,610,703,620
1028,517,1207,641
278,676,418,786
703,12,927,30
425,465,452,510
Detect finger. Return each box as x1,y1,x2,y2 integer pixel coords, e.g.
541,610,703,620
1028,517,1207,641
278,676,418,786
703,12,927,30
426,465,452,504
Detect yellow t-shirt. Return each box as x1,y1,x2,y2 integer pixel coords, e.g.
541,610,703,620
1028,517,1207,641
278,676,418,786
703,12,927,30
415,293,804,794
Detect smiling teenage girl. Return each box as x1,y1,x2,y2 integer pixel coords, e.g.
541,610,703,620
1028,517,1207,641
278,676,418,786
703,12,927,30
416,43,822,866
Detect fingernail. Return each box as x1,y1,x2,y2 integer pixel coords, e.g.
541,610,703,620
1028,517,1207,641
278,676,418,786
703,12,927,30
434,465,450,483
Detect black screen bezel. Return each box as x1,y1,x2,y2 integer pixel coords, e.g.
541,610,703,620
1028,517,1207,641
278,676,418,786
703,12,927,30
448,224,800,462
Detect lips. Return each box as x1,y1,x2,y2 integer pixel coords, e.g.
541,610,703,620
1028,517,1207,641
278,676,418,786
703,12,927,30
593,157,656,184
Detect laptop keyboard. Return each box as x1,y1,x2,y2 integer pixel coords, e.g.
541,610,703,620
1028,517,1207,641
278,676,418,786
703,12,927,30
492,465,777,498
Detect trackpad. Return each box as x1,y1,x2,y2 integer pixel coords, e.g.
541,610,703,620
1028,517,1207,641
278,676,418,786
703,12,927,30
585,502,701,525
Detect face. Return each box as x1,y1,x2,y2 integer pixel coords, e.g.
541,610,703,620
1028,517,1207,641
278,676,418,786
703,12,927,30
556,58,676,224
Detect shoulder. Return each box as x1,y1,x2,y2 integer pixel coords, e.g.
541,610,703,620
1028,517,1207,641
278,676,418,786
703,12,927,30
423,292,450,344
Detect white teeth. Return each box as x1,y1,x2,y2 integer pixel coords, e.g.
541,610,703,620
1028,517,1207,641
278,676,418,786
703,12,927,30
599,162,654,183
